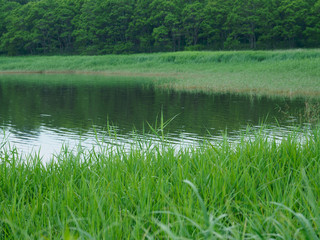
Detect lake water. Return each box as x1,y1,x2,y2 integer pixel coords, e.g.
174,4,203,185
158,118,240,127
0,74,316,160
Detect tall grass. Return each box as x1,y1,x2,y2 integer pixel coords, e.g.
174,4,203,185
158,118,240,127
1,126,320,239
1,49,320,98
1,49,320,69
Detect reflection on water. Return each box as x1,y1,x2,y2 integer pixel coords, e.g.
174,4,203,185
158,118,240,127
0,74,316,161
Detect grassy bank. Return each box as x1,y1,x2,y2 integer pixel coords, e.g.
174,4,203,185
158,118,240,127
1,49,320,97
1,127,320,239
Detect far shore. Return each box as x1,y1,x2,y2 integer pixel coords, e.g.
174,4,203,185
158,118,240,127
1,50,320,98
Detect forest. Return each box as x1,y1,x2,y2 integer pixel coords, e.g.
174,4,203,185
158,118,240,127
0,0,319,55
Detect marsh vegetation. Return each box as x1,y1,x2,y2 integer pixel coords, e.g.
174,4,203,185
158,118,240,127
1,49,320,239
1,50,320,98
1,126,320,239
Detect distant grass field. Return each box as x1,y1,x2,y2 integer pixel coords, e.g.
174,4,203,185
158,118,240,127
0,49,320,97
1,126,320,239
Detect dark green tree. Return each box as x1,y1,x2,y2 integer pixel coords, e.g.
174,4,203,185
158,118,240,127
203,0,232,49
304,0,320,47
148,0,183,51
182,1,206,49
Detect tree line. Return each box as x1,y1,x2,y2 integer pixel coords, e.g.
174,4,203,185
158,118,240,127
0,0,319,55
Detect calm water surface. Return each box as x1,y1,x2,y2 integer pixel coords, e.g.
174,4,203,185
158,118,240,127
0,74,314,160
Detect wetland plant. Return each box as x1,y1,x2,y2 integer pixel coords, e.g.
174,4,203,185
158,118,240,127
0,126,320,239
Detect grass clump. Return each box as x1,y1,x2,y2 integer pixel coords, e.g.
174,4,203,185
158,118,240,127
1,126,320,239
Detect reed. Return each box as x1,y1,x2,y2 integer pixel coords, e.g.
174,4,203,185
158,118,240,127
1,49,320,98
1,125,320,239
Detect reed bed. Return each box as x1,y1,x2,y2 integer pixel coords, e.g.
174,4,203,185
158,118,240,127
1,49,320,70
1,49,320,98
1,126,320,239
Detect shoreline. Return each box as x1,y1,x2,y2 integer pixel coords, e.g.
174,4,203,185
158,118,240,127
1,50,320,98
1,70,319,98
0,70,179,77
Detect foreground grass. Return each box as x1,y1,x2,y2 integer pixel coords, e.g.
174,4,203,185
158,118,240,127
1,49,320,97
1,127,320,239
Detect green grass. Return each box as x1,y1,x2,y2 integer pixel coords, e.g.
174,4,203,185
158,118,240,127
1,49,320,98
1,126,320,239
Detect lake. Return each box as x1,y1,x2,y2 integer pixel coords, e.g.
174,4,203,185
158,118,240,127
0,74,316,161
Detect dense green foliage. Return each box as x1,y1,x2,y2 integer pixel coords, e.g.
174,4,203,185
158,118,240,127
1,127,320,238
0,0,319,55
1,50,320,97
